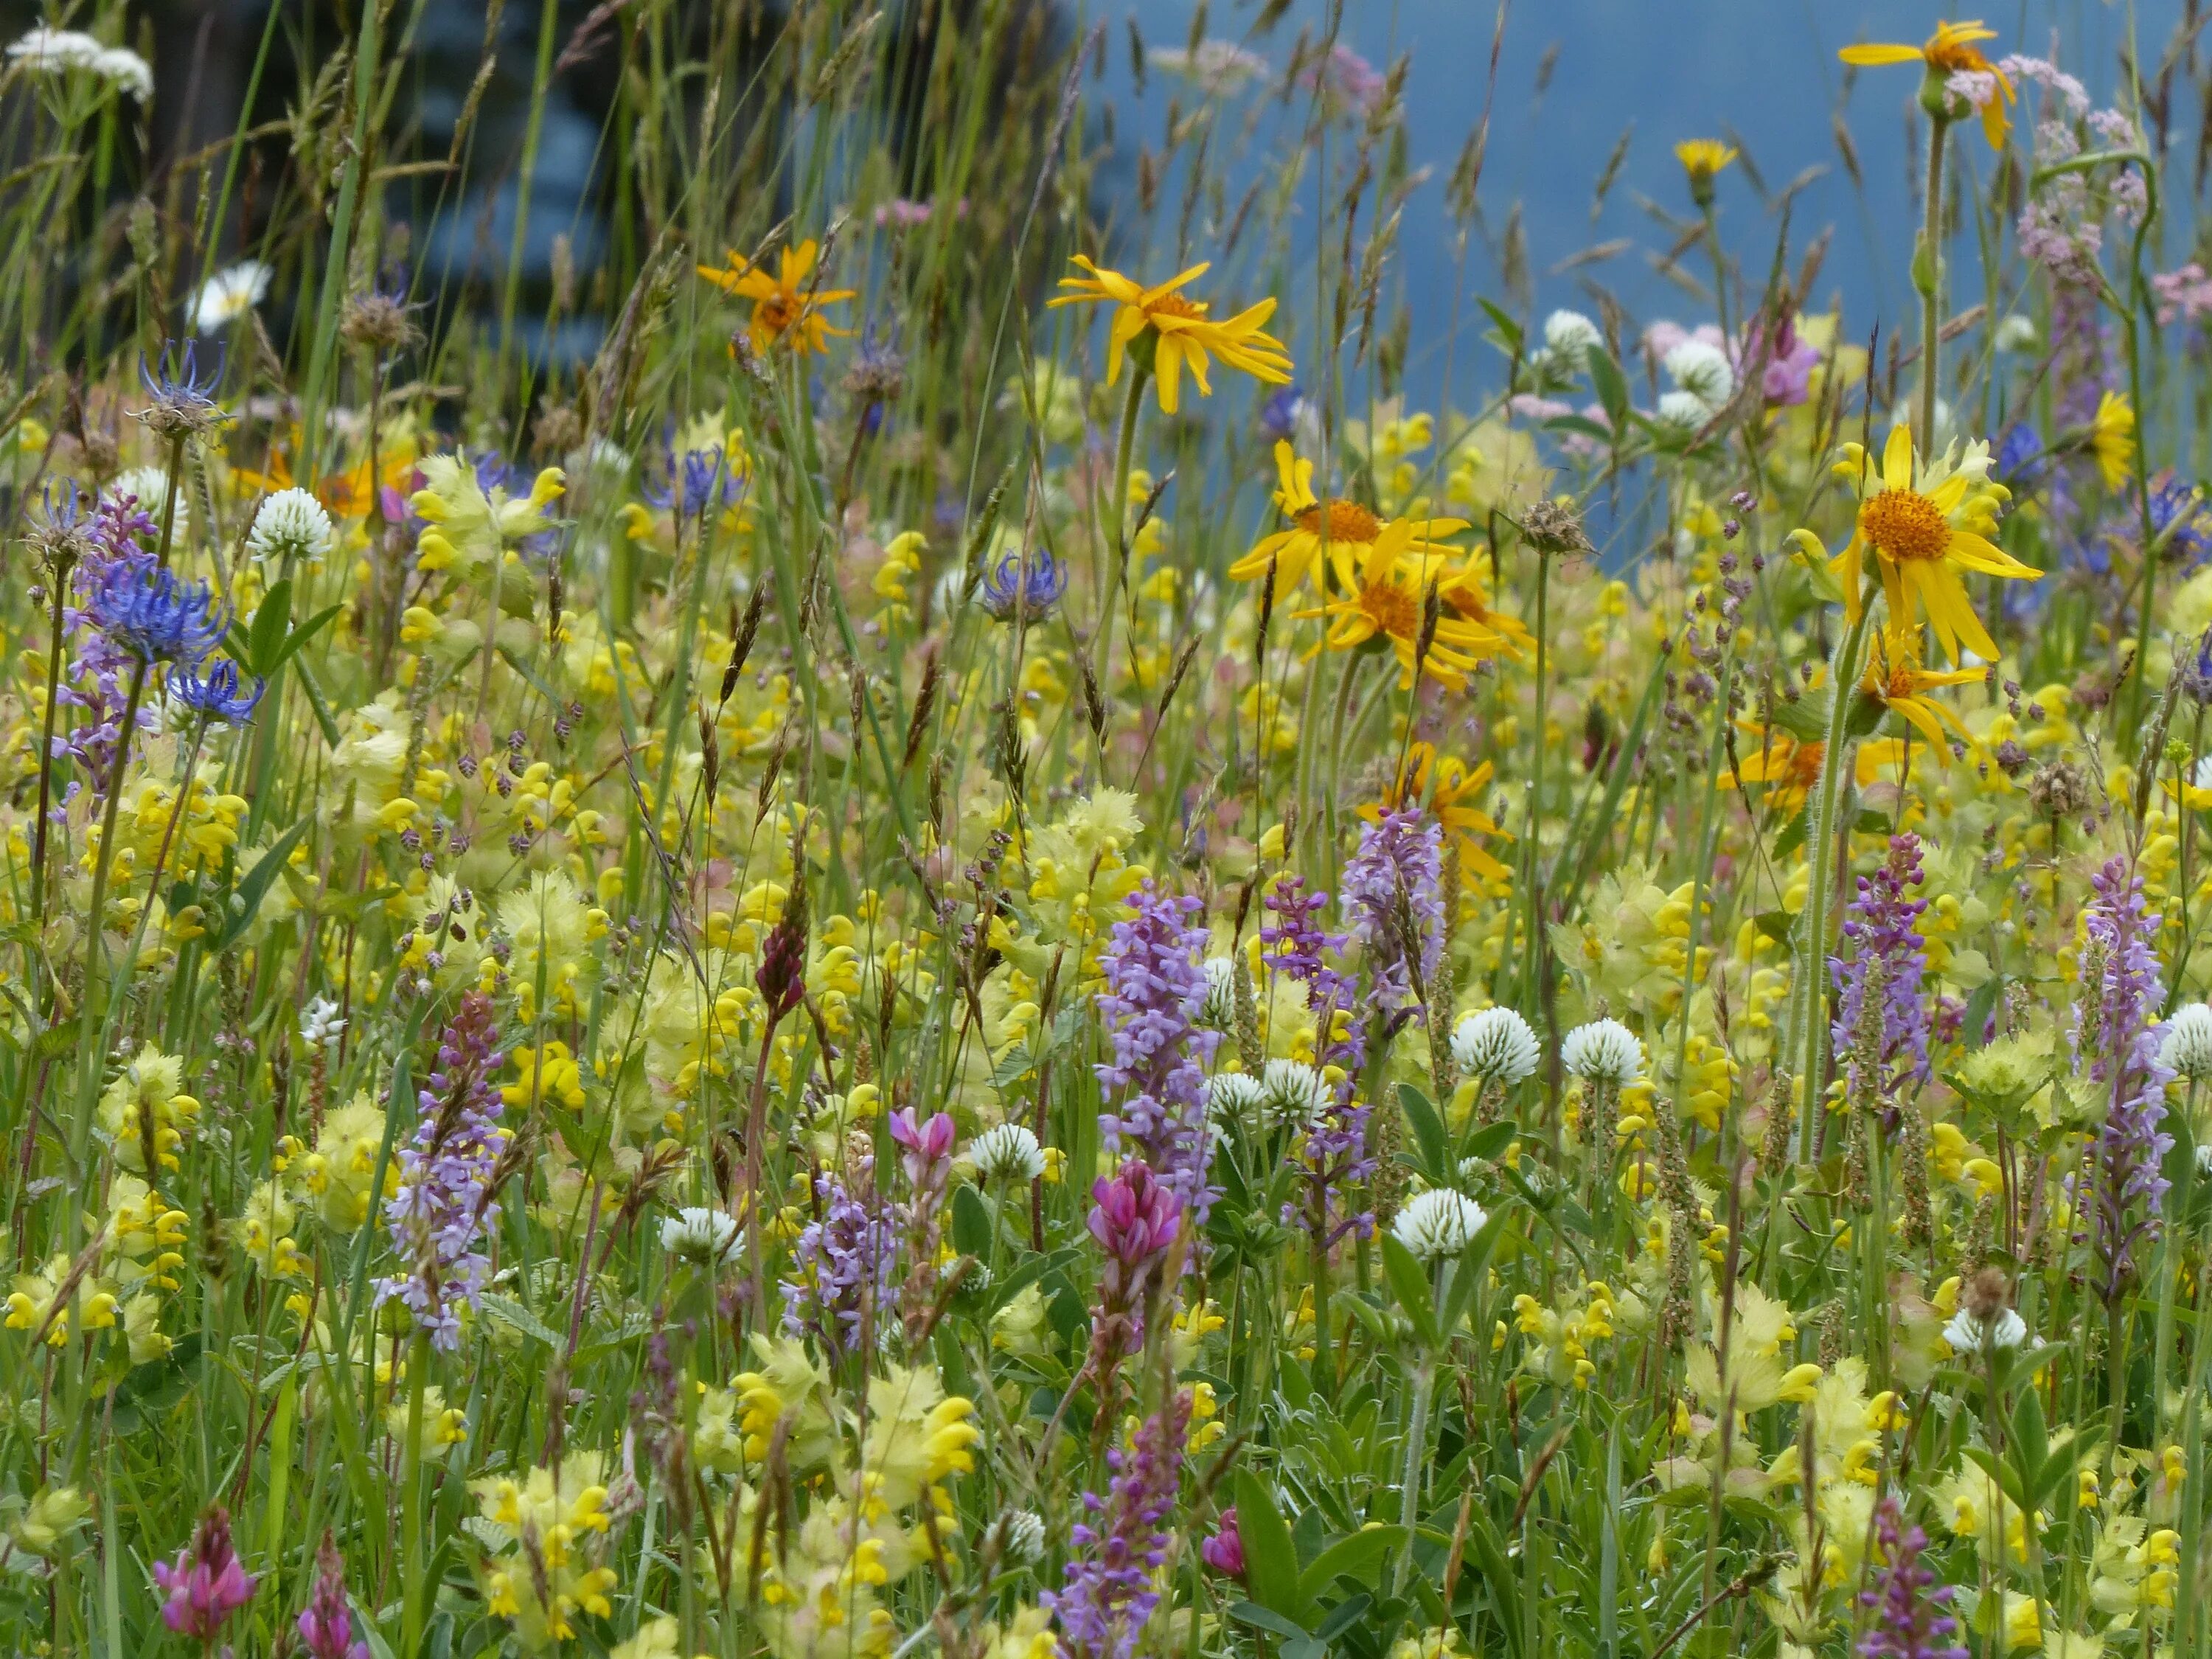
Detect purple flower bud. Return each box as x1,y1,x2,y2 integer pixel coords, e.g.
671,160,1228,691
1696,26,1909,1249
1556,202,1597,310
1201,1507,1247,1579
153,1506,257,1640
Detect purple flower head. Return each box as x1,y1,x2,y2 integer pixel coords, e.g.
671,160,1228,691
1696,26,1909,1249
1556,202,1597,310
1756,313,1821,407
2146,471,2212,566
86,556,228,665
979,546,1068,621
890,1107,956,1175
169,655,266,724
1046,1388,1193,1659
296,1534,370,1659
2079,858,2176,1303
1201,1507,1246,1579
1259,876,1376,1244
1260,386,1310,442
1830,834,1932,1109
1996,423,2046,487
782,1167,899,1359
1342,808,1444,1016
644,447,743,521
373,993,507,1350
1857,1498,1969,1659
1095,883,1222,1222
153,1506,257,1640
139,338,227,430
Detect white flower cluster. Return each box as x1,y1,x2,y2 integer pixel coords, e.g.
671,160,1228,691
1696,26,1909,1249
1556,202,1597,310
248,488,335,571
1562,1018,1645,1089
660,1206,742,1267
1450,1007,1542,1086
8,27,151,100
1393,1189,1488,1264
969,1121,1046,1183
2160,1002,2212,1082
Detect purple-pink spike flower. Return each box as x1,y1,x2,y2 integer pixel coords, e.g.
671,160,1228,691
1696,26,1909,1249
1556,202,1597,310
1829,833,1932,1112
153,1506,257,1640
296,1534,370,1659
2080,857,2175,1304
1201,1506,1246,1579
1088,1161,1183,1294
1094,882,1222,1224
1857,1497,1969,1659
1047,1387,1194,1659
889,1107,957,1181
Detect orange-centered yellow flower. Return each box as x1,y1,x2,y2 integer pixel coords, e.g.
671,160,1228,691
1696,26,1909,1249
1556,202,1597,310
1229,441,1466,597
1295,535,1501,690
1821,423,2036,664
1363,742,1513,881
1858,622,1983,757
697,238,855,355
1048,257,1293,414
1839,21,2015,148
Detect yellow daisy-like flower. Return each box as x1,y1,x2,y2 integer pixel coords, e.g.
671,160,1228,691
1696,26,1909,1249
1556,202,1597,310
1048,257,1293,414
1823,422,2036,663
1295,535,1500,689
1228,441,1467,597
2089,390,2135,491
1839,20,2016,148
1433,553,1533,657
1673,139,1738,202
1362,742,1514,881
1857,622,1984,758
697,238,855,355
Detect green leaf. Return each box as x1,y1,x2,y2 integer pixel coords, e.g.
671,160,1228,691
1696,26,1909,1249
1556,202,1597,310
1962,973,2005,1047
1477,298,1525,355
1234,1470,1315,1627
1440,1210,1509,1335
1460,1508,1525,1659
1767,690,1831,742
1585,347,1631,433
264,602,346,675
1845,689,1891,739
1771,808,1808,863
1458,1119,1516,1166
246,579,293,675
293,655,344,747
1313,1593,1374,1641
1228,1603,1312,1643
1753,909,1794,945
1852,808,1894,834
950,1186,993,1258
213,815,315,953
1380,1234,1442,1352
1397,1082,1448,1183
1298,1529,1406,1603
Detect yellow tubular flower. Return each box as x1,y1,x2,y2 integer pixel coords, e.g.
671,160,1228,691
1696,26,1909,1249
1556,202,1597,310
1839,21,2017,148
696,237,855,355
1048,256,1293,414
1823,423,2037,663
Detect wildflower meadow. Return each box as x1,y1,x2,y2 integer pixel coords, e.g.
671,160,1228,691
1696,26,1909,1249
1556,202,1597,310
4,3,2212,1657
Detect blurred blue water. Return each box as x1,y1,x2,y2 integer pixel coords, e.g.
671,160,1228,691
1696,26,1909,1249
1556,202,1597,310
1114,0,2193,410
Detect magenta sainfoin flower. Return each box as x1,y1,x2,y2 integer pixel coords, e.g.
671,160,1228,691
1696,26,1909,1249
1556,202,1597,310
1857,1498,1969,1659
1095,883,1222,1222
1342,808,1444,1016
891,1107,957,1332
2079,857,2176,1304
296,1533,370,1659
1200,1506,1246,1578
1046,1387,1194,1659
1089,1161,1183,1302
153,1506,257,1640
1829,834,1932,1108
374,992,507,1350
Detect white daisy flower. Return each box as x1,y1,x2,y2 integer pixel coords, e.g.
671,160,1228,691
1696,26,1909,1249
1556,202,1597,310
189,260,273,332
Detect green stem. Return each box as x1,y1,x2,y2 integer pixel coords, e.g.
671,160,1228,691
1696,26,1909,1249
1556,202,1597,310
1092,366,1150,696
1915,115,1950,453
399,1329,431,1658
1792,592,1877,1164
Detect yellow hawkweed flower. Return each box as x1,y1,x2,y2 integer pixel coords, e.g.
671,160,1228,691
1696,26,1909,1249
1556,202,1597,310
1821,423,2037,663
1048,256,1293,414
1839,21,2016,148
1673,139,1737,204
697,237,854,355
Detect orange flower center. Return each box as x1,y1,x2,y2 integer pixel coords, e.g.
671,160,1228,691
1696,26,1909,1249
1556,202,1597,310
1147,292,1206,321
1924,41,1991,75
1298,499,1385,543
754,293,800,335
1790,742,1826,785
1884,667,1918,699
1354,580,1421,639
1859,487,1951,563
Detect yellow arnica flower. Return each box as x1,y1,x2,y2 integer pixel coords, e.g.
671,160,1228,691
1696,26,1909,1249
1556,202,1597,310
697,238,855,355
1362,742,1513,881
1229,441,1466,597
1839,21,2016,148
1048,257,1293,414
1823,422,2036,664
1433,554,1533,657
1858,622,1983,757
1295,534,1502,689
2089,390,2135,490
